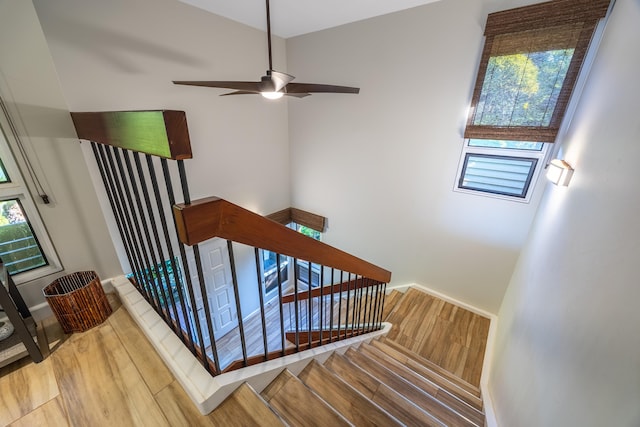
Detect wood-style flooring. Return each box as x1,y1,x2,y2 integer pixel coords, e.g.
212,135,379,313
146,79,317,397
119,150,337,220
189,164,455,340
0,295,213,426
384,288,490,387
0,287,489,425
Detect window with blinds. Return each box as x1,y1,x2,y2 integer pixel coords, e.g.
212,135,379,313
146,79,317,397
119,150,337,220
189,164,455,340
456,0,610,200
459,154,538,198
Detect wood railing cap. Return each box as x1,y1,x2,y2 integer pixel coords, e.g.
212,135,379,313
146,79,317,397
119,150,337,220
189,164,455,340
173,197,391,283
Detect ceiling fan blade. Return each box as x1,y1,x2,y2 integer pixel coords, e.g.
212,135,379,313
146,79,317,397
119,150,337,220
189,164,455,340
285,92,311,98
173,81,262,92
219,91,260,96
269,70,295,92
285,83,360,94
221,90,309,98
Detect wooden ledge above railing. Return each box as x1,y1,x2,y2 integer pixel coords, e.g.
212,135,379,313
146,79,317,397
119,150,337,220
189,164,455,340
173,197,391,283
267,207,326,233
71,110,192,160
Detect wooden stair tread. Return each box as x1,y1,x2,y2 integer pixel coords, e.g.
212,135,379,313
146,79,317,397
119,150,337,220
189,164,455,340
298,360,402,426
345,347,476,427
360,342,485,426
324,352,446,427
371,338,484,410
379,336,482,398
261,369,351,427
211,382,285,426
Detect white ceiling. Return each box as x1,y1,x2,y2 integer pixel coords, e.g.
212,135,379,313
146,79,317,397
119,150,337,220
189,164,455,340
178,0,442,38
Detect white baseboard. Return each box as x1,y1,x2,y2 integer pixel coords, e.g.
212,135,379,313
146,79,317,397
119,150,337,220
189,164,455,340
387,283,499,427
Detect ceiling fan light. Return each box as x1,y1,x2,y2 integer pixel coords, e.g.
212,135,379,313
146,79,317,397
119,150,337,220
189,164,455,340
261,91,284,100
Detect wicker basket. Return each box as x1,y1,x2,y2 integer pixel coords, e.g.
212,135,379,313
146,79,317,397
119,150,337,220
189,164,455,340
43,271,112,333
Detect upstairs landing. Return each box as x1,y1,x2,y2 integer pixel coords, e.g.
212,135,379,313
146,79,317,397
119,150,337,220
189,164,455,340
383,287,490,387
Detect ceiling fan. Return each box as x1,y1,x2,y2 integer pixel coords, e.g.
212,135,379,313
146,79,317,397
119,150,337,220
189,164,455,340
173,0,360,99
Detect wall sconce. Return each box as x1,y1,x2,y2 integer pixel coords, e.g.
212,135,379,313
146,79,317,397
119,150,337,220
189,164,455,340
546,159,574,186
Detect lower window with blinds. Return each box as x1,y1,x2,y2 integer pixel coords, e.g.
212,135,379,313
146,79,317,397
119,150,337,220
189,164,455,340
455,139,548,202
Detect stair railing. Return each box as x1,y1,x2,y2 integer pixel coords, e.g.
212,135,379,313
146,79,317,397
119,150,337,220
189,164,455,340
73,110,391,376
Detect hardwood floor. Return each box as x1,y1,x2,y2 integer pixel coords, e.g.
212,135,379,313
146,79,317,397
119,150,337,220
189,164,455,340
384,288,490,387
0,296,216,426
0,287,490,425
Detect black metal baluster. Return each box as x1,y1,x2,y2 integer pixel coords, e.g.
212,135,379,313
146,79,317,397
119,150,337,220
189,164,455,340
276,253,286,356
105,146,153,303
228,241,248,366
293,258,300,352
123,150,171,324
377,283,387,328
176,160,221,374
328,268,335,344
90,143,140,291
350,274,358,338
350,275,359,337
100,145,146,297
113,147,161,311
319,266,325,345
366,279,374,333
337,271,344,341
133,152,182,335
307,261,312,349
371,281,381,331
146,155,195,352
362,278,371,333
161,159,211,372
378,282,386,328
356,276,365,335
254,248,269,360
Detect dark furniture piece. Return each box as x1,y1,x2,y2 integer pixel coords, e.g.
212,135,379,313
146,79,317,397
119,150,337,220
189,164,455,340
0,261,43,368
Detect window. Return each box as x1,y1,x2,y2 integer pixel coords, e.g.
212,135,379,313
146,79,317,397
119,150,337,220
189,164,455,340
457,139,549,200
457,0,610,200
261,222,323,297
0,112,60,282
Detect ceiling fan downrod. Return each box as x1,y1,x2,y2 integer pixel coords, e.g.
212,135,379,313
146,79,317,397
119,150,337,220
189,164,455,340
266,0,274,71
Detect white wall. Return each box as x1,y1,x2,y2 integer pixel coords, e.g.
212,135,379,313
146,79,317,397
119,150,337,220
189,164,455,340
490,0,640,425
0,0,122,307
286,0,543,314
32,0,290,212
32,0,292,316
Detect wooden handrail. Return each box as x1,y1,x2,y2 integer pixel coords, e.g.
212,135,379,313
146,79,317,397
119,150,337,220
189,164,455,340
173,197,391,283
71,110,192,160
281,278,377,303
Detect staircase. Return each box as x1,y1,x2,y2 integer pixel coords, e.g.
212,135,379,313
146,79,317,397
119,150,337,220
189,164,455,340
210,288,487,426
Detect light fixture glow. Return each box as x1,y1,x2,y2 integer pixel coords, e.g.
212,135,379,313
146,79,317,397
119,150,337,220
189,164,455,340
546,159,574,186
261,91,284,100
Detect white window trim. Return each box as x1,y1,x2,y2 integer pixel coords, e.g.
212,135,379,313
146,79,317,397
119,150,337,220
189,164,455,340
453,142,550,203
0,118,61,284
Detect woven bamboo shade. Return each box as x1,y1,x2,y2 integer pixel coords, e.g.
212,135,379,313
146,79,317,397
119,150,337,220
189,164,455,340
464,0,611,143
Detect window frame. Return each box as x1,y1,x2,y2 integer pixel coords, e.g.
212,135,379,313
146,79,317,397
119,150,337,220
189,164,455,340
454,141,550,203
0,116,61,284
260,221,324,300
455,0,611,201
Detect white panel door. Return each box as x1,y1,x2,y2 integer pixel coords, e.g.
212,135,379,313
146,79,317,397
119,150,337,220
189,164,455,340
185,238,237,345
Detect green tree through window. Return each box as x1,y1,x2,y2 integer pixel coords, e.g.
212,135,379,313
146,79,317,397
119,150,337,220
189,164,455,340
0,199,48,274
475,49,574,128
